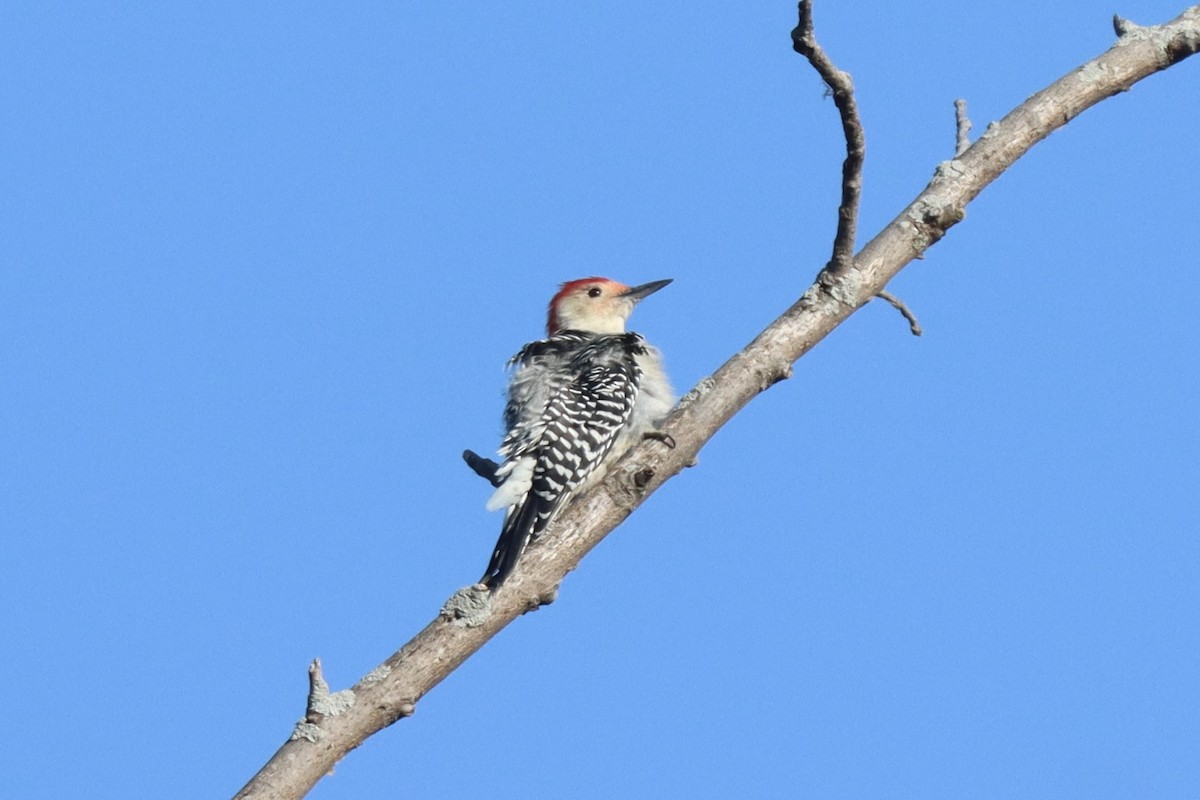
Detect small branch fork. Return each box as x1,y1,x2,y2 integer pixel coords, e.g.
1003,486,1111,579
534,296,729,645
791,1,864,278
793,3,920,336
876,95,976,338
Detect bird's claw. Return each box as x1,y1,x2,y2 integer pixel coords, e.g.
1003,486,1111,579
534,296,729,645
643,430,676,449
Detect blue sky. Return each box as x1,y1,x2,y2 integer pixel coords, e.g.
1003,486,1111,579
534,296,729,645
3,1,1198,798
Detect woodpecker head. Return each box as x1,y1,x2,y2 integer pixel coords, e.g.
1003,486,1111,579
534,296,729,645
546,277,671,335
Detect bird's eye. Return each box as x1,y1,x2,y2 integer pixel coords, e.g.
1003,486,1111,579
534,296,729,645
587,287,602,298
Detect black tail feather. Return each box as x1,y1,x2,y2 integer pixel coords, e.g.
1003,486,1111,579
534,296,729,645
480,496,539,589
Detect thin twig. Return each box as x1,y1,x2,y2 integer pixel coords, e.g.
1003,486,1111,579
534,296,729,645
306,659,326,715
876,290,923,336
954,99,972,156
791,1,864,278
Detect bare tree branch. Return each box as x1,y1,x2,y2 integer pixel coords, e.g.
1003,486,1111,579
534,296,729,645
234,5,1200,798
791,0,864,278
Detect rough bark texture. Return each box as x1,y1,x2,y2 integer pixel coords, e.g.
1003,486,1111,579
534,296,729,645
235,5,1200,798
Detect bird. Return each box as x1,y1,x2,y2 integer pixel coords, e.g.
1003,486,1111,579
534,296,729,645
466,277,674,589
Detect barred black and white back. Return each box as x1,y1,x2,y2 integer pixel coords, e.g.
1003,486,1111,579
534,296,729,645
480,330,670,587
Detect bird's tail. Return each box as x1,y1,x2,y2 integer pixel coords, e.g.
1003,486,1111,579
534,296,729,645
480,496,540,589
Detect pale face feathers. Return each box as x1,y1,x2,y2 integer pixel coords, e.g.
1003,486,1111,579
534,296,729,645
547,278,671,335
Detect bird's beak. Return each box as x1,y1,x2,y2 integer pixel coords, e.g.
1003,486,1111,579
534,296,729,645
621,279,672,303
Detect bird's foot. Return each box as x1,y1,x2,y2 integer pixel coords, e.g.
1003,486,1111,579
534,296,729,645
643,430,676,449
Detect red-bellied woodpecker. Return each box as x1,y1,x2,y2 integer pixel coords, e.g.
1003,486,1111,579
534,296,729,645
465,277,675,589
